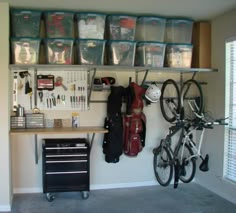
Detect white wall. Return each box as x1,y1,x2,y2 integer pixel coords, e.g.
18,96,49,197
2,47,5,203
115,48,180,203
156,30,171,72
11,71,177,192
195,8,236,204
0,2,11,212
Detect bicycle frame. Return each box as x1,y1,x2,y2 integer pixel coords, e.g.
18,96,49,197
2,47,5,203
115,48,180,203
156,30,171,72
179,125,206,163
160,123,186,163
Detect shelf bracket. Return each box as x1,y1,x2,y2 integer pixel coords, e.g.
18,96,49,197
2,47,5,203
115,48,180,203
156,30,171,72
191,72,197,80
87,68,97,108
87,133,95,154
34,134,39,164
141,69,149,86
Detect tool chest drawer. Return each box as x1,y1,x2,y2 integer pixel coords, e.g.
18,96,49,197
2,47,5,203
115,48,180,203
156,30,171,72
42,138,90,200
45,160,88,172
45,172,89,192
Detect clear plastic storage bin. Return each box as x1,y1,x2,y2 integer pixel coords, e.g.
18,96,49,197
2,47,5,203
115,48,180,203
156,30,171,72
76,13,106,39
135,42,166,67
107,40,136,66
45,38,74,64
11,9,42,37
165,18,194,44
165,43,193,68
77,39,106,65
45,11,74,38
135,16,166,42
107,15,137,41
11,37,41,64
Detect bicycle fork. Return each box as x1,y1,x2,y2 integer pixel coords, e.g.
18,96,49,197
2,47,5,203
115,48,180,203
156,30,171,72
183,128,209,172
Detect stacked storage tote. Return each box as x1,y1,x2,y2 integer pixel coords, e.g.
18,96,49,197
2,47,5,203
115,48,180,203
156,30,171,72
44,11,74,64
10,9,42,64
107,14,137,66
76,12,106,65
164,18,194,68
135,16,167,68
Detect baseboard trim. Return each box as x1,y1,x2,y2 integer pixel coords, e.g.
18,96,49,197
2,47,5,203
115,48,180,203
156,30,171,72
0,205,11,212
14,188,42,194
13,181,158,194
90,181,158,190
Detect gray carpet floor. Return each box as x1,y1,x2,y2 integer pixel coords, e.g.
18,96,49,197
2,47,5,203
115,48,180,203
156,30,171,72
6,183,236,213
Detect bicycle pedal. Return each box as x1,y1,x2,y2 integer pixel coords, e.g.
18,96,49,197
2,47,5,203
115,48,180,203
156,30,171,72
180,164,186,176
174,160,180,189
152,147,159,154
199,154,209,172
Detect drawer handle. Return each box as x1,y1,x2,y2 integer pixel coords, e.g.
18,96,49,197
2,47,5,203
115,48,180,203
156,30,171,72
46,147,87,150
46,160,88,163
46,154,87,157
46,171,87,175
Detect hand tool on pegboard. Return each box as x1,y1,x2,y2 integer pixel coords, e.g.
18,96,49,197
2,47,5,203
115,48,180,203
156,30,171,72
12,72,18,112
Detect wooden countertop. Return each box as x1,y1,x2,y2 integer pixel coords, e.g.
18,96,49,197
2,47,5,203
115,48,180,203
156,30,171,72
10,126,108,135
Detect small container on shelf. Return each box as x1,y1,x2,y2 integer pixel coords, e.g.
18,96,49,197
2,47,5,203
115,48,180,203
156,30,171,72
11,37,41,64
135,41,166,67
107,14,137,41
76,12,106,39
165,18,194,44
26,113,44,128
11,116,26,129
135,16,166,42
107,40,136,66
77,39,106,65
11,9,42,37
165,43,193,68
44,11,74,38
45,38,74,64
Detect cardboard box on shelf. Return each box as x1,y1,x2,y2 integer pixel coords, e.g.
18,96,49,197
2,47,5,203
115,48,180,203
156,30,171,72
192,21,211,68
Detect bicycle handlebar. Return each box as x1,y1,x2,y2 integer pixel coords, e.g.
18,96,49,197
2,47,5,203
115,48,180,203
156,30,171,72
194,117,228,130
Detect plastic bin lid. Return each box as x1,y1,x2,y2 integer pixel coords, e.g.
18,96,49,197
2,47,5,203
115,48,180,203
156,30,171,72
44,10,74,15
108,40,136,44
11,9,42,14
77,39,106,42
107,14,137,18
44,38,74,41
166,17,194,22
166,43,193,47
137,15,166,20
11,37,41,41
76,12,107,16
137,41,166,45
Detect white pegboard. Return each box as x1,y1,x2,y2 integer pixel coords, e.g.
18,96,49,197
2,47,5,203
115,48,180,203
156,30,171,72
11,69,88,111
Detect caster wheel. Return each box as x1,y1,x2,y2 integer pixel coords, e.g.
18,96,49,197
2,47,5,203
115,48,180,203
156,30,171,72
46,193,55,202
81,191,89,200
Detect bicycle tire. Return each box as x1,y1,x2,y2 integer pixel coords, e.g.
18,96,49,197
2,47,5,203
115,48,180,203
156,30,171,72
160,79,181,123
153,145,173,186
177,143,196,183
180,79,204,120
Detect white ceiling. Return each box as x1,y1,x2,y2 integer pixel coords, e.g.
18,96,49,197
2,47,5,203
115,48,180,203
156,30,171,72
3,0,236,20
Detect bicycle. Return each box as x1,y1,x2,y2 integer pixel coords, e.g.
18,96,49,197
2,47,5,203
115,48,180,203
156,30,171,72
153,79,227,188
160,78,204,123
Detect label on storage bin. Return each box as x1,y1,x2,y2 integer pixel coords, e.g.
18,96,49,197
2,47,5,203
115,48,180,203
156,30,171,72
120,18,136,28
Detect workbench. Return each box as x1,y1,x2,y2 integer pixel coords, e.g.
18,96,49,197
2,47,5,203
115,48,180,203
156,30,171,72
10,127,108,164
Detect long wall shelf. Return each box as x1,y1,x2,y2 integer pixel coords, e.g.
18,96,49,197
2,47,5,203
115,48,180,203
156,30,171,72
9,64,218,73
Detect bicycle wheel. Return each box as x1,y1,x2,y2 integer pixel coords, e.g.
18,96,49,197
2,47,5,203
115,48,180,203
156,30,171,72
177,143,196,183
180,79,203,120
160,79,181,123
153,145,173,186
